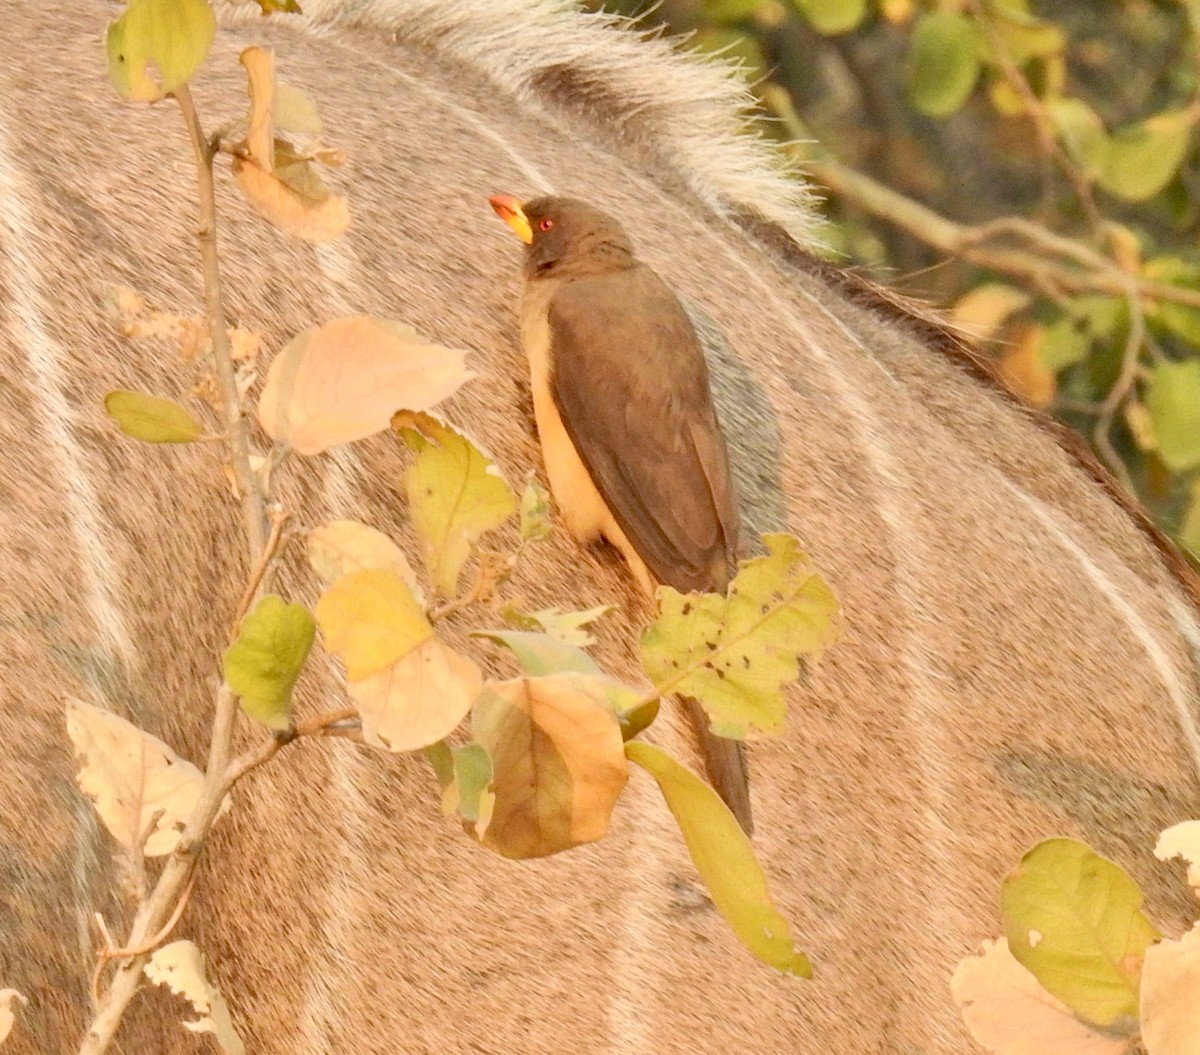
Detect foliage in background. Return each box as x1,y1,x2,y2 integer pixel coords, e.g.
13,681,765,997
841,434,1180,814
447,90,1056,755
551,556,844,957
593,0,1200,562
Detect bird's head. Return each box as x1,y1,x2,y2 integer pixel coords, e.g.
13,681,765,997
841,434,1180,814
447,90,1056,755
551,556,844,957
488,194,635,278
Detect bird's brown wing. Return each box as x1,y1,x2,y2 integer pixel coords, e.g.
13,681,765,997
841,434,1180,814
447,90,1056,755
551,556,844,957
546,266,738,593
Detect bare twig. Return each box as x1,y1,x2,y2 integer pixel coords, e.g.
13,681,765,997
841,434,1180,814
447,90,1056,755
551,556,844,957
230,506,290,634
220,706,362,791
174,85,268,563
1092,287,1147,493
429,552,512,623
98,876,197,962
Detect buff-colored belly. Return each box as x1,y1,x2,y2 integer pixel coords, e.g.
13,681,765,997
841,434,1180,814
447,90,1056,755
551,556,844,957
519,289,655,596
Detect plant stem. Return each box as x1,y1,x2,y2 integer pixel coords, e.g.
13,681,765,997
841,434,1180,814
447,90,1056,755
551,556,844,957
78,85,274,1055
174,84,267,563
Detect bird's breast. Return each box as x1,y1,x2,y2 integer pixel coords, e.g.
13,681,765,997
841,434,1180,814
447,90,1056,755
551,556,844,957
517,282,656,595
518,283,610,544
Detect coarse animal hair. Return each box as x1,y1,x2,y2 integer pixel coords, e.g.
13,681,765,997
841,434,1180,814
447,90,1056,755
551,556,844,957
1,1,1198,1053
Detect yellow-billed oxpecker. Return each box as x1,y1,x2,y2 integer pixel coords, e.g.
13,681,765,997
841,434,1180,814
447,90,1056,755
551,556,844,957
489,193,751,832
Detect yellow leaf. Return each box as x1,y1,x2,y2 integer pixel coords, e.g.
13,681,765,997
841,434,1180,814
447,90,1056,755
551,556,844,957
999,323,1056,408
274,81,323,139
1001,838,1159,1028
104,390,204,443
625,741,812,976
395,412,517,598
105,0,215,102
641,534,840,738
315,568,432,681
257,316,473,456
349,636,482,752
472,675,628,859
952,938,1132,1055
232,156,349,243
306,520,425,605
65,700,227,856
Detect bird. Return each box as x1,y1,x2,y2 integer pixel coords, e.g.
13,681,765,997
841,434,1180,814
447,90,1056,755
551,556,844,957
488,193,752,833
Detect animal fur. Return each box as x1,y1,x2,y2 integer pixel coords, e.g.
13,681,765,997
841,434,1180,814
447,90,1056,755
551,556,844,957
1,1,1198,1052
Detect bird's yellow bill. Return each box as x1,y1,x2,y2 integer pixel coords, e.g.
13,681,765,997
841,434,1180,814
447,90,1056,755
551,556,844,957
489,194,533,245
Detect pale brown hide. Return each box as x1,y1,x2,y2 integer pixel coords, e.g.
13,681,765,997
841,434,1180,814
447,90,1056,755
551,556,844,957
2,2,1199,1053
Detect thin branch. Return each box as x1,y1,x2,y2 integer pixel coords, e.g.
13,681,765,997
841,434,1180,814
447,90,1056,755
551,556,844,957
428,552,512,623
803,157,1200,310
98,876,197,962
78,86,274,1055
230,506,290,635
219,706,362,792
174,85,267,563
1092,287,1147,493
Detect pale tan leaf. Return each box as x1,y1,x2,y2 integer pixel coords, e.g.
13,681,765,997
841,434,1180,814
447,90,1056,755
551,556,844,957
0,990,27,1047
227,328,261,362
1141,924,1200,1055
232,157,349,243
257,316,472,456
65,700,226,856
951,938,1132,1055
472,674,628,859
349,636,482,752
306,520,425,605
144,940,244,1055
1155,821,1200,897
239,46,275,171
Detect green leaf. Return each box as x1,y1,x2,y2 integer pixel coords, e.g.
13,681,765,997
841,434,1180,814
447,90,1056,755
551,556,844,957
1146,360,1200,472
104,390,203,444
625,741,811,978
1048,98,1108,177
1143,257,1200,349
613,691,660,741
105,0,216,103
692,28,768,79
223,595,315,730
424,740,454,789
1037,296,1124,373
500,604,613,647
519,476,552,543
791,0,868,35
1098,109,1194,203
1037,318,1091,374
396,412,517,598
1000,838,1160,1028
640,533,840,737
1180,478,1200,559
449,743,493,824
473,630,600,676
701,0,765,22
990,12,1064,64
906,12,983,118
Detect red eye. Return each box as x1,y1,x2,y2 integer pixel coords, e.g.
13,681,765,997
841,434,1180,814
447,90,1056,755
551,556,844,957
538,218,554,232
